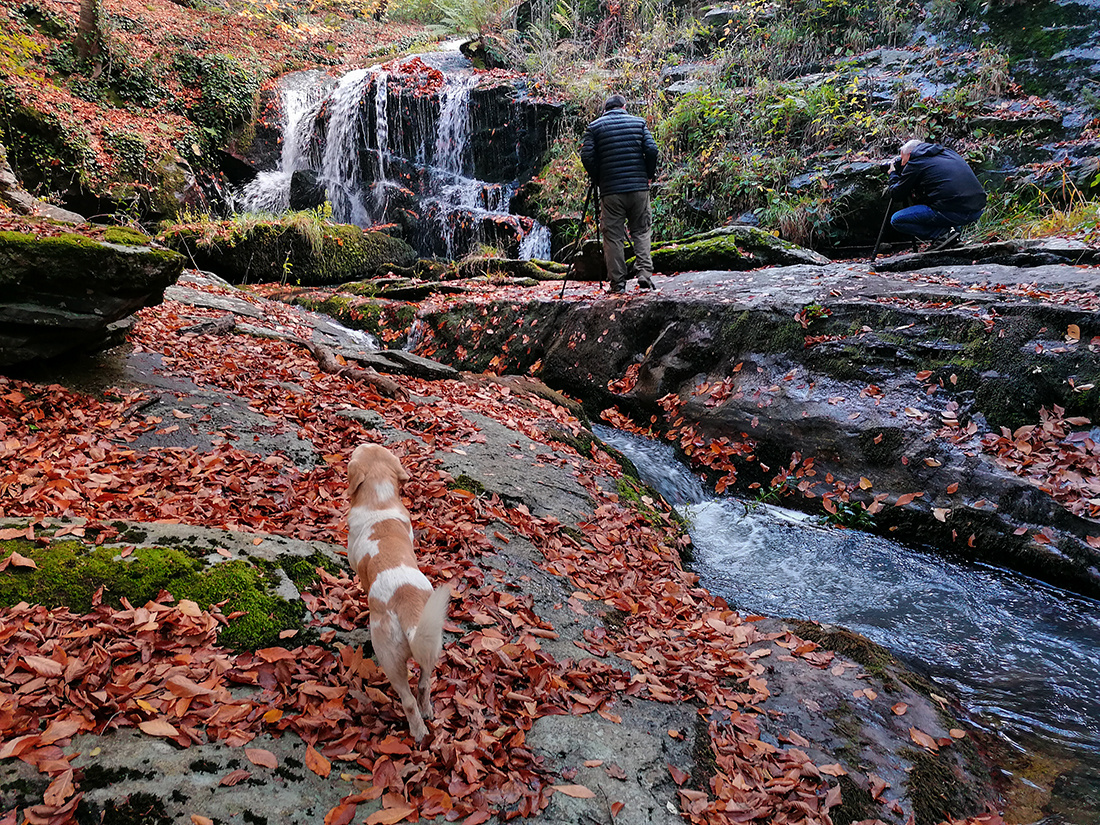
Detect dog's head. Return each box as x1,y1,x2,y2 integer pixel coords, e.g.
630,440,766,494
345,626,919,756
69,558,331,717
348,443,411,506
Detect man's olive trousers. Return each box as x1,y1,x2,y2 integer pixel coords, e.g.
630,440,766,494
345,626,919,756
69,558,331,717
600,190,653,291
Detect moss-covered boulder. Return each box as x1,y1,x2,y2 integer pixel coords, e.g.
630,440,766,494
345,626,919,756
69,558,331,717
0,228,185,365
652,225,831,273
159,219,417,286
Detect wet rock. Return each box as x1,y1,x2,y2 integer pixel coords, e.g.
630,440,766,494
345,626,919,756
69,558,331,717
417,260,1100,598
289,168,327,210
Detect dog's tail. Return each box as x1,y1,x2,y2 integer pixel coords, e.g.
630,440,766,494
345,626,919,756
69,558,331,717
410,584,450,668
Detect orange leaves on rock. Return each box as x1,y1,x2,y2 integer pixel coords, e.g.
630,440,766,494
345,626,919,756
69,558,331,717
909,726,939,751
246,748,278,769
364,803,417,824
219,769,251,786
257,647,296,662
22,655,63,678
891,702,908,716
551,784,596,798
139,719,179,738
667,764,690,785
306,745,332,778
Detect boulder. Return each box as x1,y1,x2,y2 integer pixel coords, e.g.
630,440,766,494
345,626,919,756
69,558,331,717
158,220,416,285
0,140,85,224
652,225,830,272
288,169,326,211
0,229,184,366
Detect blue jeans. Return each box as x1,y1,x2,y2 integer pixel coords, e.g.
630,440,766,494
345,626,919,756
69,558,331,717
890,204,983,240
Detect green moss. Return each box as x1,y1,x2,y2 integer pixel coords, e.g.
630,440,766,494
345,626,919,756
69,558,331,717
904,748,985,825
0,229,184,292
449,474,487,496
158,220,415,286
0,539,303,651
103,227,151,246
275,551,342,591
720,311,804,356
858,427,906,468
830,773,878,825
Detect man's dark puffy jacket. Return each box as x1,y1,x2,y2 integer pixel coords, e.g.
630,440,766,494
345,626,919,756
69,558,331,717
580,109,658,196
888,142,986,215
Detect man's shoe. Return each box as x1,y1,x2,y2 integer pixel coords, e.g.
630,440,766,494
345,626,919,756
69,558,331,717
636,276,655,291
930,228,962,251
608,285,626,295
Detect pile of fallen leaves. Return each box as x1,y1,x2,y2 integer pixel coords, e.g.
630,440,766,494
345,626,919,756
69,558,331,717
0,281,1003,825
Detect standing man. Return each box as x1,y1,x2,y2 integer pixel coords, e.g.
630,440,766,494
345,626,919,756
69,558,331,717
887,139,987,250
580,94,659,294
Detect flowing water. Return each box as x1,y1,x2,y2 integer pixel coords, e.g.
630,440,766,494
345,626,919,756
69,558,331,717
594,425,1100,765
234,57,551,261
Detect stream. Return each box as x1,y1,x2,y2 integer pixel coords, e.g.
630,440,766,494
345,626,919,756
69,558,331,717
594,425,1100,771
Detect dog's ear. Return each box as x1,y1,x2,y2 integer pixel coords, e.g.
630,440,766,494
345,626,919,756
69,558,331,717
348,455,366,500
394,460,411,485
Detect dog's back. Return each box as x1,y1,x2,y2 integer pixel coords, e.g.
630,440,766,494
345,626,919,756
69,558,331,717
347,444,448,741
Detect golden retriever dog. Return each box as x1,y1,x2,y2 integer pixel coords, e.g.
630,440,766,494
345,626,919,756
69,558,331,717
347,443,450,742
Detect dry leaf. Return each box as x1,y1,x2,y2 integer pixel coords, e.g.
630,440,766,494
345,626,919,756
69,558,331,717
552,784,596,799
246,748,278,769
306,745,332,778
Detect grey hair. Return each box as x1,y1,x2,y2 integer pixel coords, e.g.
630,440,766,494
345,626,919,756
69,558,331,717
604,94,627,111
900,139,923,156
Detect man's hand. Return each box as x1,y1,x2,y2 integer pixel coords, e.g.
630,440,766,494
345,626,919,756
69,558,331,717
887,160,896,174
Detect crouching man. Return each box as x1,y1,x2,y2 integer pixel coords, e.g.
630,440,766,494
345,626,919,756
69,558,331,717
888,139,987,249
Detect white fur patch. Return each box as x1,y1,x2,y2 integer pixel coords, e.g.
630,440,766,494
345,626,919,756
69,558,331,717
369,565,432,604
347,505,412,569
373,480,396,502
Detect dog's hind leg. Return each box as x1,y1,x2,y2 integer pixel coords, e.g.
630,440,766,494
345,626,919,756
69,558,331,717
372,615,428,742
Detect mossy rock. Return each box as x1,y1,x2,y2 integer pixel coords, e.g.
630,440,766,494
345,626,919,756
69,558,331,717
652,225,830,273
0,538,307,650
158,220,416,286
0,229,183,294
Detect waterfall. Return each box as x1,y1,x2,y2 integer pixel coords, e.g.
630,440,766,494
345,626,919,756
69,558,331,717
319,67,374,228
233,58,554,262
233,74,329,213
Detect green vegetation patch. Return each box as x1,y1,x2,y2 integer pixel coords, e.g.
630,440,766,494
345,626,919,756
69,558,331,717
904,747,986,825
0,538,305,650
158,213,416,286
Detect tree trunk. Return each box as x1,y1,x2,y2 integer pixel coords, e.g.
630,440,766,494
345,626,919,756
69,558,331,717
76,0,103,69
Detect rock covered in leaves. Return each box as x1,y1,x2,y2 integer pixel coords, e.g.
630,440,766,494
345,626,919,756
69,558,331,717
652,226,831,273
0,226,184,366
158,220,416,286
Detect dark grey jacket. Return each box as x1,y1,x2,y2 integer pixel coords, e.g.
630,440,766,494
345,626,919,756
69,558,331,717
580,109,658,196
888,143,987,215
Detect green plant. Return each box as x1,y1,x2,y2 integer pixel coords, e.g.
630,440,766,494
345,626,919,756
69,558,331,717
819,500,876,530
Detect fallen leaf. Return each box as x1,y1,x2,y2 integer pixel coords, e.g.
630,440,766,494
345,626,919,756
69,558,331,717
551,784,596,798
138,719,179,738
220,769,251,786
306,745,332,778
909,726,939,751
246,748,278,769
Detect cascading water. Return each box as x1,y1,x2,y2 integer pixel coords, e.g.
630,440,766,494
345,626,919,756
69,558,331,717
234,72,331,214
593,424,1100,791
234,56,555,262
